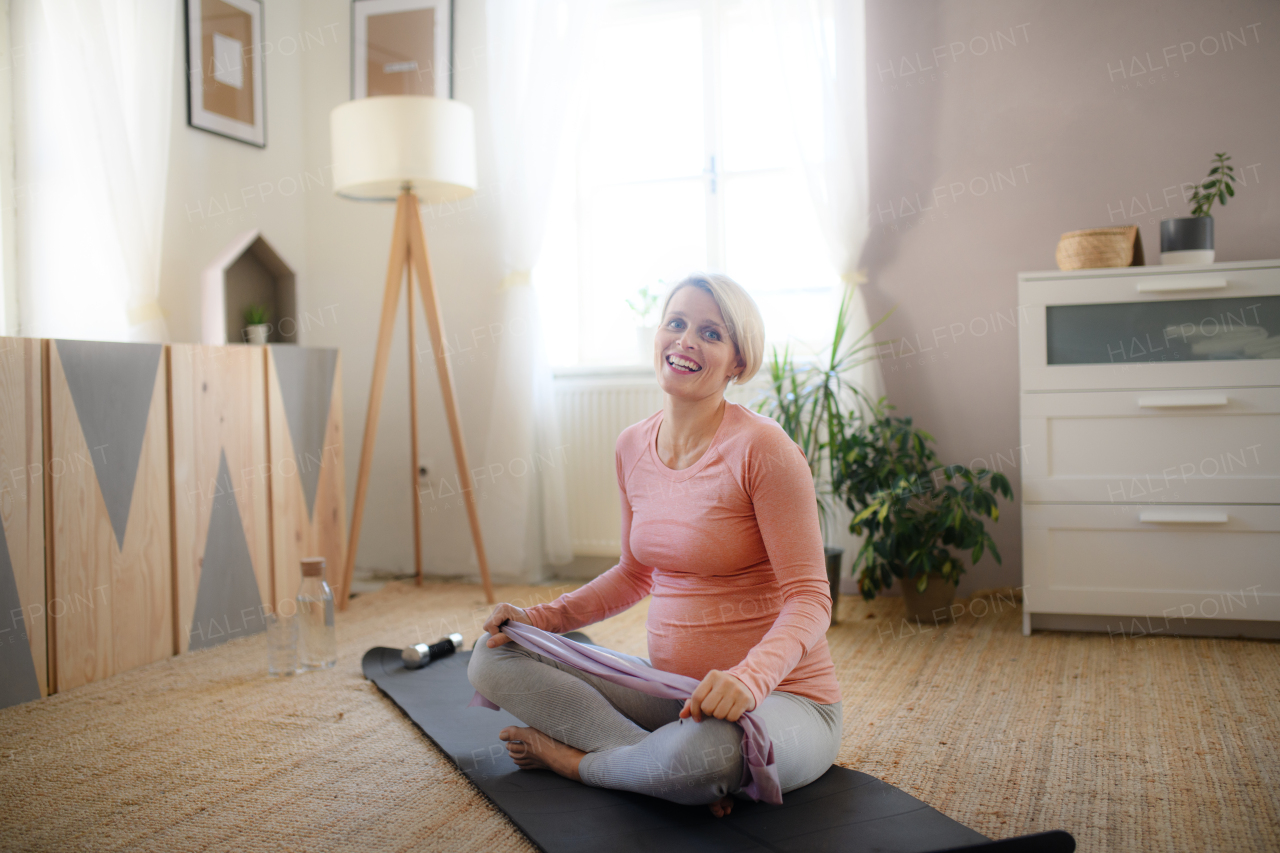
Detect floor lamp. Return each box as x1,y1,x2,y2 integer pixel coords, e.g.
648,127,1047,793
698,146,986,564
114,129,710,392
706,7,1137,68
330,95,495,608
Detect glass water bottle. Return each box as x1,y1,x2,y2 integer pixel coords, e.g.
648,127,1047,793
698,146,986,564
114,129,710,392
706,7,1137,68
296,557,337,670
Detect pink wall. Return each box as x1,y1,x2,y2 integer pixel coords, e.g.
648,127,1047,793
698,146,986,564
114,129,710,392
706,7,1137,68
862,0,1280,593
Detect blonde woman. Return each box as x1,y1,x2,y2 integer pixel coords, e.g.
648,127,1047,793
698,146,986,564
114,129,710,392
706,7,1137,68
469,273,841,816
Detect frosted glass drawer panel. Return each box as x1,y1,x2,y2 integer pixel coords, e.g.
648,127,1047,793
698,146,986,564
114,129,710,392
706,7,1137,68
1021,388,1280,503
1022,504,1280,621
1046,295,1280,365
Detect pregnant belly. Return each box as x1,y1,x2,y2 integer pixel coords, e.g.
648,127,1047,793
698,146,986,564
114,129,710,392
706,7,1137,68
645,590,779,680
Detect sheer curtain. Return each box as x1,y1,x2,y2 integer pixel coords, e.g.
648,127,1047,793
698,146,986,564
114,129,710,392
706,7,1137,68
13,0,175,342
772,0,883,406
481,0,601,579
772,0,882,561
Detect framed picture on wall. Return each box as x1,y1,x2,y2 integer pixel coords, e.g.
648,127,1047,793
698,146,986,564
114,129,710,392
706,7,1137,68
352,0,453,100
184,0,266,147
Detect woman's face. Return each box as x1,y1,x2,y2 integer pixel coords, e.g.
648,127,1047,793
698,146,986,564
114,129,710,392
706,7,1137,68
654,285,744,402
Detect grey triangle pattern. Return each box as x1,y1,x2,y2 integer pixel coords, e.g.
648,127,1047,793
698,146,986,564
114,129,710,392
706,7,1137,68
0,514,42,709
270,346,337,520
56,340,163,550
188,450,266,651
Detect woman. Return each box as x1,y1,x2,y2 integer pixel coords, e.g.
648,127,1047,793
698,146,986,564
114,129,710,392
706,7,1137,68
468,273,841,817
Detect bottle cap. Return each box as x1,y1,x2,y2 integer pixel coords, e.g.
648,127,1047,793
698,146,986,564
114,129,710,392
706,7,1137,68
301,557,325,577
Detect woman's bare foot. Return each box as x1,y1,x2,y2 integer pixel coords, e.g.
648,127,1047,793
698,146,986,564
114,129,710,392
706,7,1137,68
709,795,734,818
499,726,585,782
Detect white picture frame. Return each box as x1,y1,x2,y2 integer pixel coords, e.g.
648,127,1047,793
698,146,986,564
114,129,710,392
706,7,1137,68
352,0,453,101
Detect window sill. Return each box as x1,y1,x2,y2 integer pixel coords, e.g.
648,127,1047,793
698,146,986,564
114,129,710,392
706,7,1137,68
551,365,768,397
552,364,654,380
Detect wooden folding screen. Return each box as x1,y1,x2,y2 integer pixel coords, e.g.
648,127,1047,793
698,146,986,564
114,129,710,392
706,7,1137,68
170,345,273,654
46,339,172,692
266,346,347,603
0,338,47,709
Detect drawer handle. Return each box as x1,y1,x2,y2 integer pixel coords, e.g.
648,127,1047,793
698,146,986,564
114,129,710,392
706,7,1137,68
1135,277,1228,293
1138,511,1230,525
1137,393,1229,408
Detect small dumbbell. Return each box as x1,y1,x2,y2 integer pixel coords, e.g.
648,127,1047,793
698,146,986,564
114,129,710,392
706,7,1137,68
401,633,465,669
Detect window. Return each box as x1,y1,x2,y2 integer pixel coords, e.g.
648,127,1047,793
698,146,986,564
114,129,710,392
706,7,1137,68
536,0,839,368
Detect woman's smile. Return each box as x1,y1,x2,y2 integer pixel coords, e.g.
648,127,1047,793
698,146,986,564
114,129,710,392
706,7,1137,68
664,353,702,374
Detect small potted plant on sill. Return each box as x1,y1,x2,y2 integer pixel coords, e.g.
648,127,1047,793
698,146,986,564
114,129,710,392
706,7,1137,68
627,283,662,363
1161,152,1239,266
832,401,1012,624
753,286,887,625
243,304,271,345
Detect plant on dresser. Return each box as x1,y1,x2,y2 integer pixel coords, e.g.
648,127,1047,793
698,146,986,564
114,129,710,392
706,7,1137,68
1161,152,1241,266
832,401,1012,624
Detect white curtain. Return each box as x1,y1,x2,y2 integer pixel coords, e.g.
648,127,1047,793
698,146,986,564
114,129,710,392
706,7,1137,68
772,0,883,405
772,0,881,560
482,0,600,578
13,0,175,341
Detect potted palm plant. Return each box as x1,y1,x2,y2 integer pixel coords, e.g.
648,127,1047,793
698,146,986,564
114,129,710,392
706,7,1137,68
832,402,1012,623
753,286,886,625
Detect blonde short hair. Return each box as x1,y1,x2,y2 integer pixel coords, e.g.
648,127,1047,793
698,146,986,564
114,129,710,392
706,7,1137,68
661,273,764,384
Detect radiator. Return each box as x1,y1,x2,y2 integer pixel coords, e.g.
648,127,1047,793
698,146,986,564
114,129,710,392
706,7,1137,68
554,369,761,556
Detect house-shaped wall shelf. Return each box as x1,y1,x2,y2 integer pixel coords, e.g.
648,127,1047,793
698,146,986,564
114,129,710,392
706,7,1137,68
202,230,298,345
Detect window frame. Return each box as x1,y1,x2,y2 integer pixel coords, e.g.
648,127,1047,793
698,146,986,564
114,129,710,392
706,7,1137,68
545,0,838,368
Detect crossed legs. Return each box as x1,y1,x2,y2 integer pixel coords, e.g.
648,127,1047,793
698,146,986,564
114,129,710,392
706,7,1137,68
467,633,841,811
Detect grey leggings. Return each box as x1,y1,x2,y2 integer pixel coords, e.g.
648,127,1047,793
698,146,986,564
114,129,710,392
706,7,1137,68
468,633,842,806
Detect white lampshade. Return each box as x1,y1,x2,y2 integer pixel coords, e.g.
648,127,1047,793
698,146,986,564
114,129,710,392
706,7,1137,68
330,96,477,202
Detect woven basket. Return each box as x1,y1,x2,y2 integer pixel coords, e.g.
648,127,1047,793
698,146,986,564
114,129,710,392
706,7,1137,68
1055,226,1145,271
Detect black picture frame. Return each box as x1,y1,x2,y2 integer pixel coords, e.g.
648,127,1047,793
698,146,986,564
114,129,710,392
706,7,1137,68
184,0,267,147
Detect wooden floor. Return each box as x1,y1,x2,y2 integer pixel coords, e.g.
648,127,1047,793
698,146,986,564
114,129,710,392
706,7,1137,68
0,579,1276,852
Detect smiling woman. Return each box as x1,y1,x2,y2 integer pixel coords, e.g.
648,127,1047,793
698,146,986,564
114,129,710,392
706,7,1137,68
470,272,843,818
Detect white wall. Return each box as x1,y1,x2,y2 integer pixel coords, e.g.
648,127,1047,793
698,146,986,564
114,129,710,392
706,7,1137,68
159,0,310,344
161,0,514,582
300,0,512,582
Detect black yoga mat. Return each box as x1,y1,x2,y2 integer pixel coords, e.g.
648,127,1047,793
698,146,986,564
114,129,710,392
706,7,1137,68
362,645,1074,853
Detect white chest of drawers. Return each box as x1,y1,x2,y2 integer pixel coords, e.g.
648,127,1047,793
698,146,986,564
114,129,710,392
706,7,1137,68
1017,260,1280,638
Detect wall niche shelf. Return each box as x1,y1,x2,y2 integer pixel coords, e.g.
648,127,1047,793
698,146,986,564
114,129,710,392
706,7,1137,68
202,230,298,345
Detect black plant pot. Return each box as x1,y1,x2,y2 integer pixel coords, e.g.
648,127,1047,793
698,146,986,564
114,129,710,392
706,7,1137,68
823,546,843,626
1159,216,1214,265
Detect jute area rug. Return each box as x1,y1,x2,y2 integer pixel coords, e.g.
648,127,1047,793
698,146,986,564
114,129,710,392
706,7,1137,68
0,579,1276,852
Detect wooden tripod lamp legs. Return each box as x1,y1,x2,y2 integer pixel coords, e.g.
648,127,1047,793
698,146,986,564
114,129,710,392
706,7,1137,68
339,191,496,608
406,260,424,587
403,200,496,604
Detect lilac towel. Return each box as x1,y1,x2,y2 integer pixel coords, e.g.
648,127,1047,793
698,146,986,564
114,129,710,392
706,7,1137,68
468,621,782,804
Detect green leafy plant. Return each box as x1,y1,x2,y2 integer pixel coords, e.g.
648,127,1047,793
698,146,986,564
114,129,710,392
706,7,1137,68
1189,152,1238,217
753,286,888,538
625,283,661,326
832,401,1013,599
243,304,271,326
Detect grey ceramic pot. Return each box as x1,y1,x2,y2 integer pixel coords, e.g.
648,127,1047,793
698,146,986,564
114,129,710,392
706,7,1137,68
1160,216,1213,252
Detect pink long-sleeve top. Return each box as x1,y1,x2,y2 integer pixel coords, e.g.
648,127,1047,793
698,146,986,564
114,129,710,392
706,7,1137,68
524,402,841,707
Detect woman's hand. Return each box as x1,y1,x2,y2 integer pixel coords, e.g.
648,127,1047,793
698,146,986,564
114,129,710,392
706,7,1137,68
680,670,755,723
482,603,532,648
